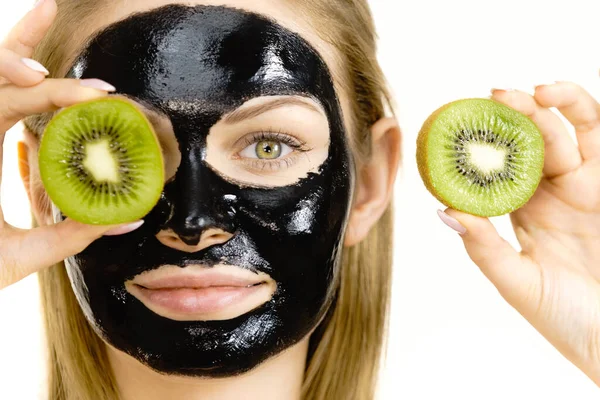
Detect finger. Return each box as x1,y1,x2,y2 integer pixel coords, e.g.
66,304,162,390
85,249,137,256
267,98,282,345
0,78,115,198
534,82,600,161
0,132,4,204
2,219,144,289
0,0,57,58
491,89,582,178
0,78,116,134
440,209,542,309
0,48,48,87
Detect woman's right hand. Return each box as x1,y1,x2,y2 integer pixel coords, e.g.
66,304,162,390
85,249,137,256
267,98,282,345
0,0,142,290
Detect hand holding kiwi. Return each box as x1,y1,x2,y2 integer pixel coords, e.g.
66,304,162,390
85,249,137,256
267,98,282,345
39,97,165,225
426,84,600,386
0,0,146,291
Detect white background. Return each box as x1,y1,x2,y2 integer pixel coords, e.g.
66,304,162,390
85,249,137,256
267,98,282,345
0,0,599,399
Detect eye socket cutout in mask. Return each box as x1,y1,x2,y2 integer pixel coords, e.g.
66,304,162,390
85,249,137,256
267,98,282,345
110,94,181,182
205,95,330,188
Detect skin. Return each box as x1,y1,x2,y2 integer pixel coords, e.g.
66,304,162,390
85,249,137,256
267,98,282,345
60,3,357,378
443,84,600,387
6,1,400,399
5,0,600,399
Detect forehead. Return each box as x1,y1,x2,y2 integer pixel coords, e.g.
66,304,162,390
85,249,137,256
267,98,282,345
102,0,338,69
69,5,335,115
64,1,352,129
70,1,345,93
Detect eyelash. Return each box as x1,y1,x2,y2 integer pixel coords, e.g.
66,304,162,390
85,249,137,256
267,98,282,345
240,130,309,151
237,130,311,171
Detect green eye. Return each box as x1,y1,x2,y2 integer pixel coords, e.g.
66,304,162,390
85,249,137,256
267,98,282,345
255,140,282,159
239,136,294,161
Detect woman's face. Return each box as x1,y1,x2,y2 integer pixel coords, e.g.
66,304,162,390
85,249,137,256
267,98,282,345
59,1,354,377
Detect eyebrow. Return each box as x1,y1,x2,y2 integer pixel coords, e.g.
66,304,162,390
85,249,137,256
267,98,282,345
117,94,322,125
222,97,322,124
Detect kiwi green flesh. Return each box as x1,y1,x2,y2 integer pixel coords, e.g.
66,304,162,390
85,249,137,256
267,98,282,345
39,98,165,225
422,98,544,217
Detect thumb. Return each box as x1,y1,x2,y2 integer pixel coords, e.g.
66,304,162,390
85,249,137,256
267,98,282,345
439,208,542,309
7,219,143,285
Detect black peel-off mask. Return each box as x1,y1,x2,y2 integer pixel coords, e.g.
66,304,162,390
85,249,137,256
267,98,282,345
60,5,354,377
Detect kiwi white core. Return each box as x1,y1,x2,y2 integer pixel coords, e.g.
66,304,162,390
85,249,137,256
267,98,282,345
83,140,120,183
467,143,507,174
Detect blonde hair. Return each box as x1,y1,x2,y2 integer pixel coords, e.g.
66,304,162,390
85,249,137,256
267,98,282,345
23,1,396,399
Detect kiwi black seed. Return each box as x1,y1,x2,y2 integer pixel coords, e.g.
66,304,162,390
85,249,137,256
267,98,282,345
38,97,165,225
416,98,544,217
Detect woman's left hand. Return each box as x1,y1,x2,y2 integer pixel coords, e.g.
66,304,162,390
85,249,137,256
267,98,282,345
442,81,600,386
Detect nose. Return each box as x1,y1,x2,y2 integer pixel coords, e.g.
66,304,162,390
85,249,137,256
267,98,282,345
159,150,237,249
156,227,233,253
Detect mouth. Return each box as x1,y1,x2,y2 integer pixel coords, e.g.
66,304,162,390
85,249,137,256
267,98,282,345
125,265,276,321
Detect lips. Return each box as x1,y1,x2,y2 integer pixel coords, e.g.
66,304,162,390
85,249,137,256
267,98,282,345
133,273,265,290
125,265,276,321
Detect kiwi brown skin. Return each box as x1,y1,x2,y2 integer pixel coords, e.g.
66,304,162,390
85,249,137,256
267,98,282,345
416,98,544,216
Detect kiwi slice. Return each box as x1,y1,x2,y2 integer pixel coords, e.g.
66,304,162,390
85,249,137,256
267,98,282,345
416,98,544,217
39,97,164,225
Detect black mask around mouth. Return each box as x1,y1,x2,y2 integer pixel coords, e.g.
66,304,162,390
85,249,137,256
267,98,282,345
59,5,354,377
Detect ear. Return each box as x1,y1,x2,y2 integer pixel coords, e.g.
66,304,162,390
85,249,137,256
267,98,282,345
18,128,53,226
344,117,402,246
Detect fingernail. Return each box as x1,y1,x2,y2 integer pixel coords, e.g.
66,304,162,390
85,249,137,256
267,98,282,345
490,88,514,95
437,210,467,235
104,220,144,236
533,81,557,90
32,0,45,9
21,58,49,75
80,78,116,92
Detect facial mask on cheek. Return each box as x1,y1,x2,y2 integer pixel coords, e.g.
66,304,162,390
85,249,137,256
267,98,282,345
60,5,354,377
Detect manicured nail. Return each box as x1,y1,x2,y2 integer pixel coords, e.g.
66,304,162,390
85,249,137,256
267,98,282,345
32,0,45,9
104,220,144,236
437,210,467,235
21,58,49,75
533,81,557,90
80,78,116,92
490,88,514,95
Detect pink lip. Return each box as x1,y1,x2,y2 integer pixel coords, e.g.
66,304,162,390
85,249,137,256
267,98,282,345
126,266,274,318
135,274,264,289
133,284,265,315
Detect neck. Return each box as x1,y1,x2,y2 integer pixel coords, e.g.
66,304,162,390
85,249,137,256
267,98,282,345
107,339,309,400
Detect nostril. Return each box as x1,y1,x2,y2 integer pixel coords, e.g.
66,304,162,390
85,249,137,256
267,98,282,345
166,236,179,245
156,228,233,251
206,233,232,246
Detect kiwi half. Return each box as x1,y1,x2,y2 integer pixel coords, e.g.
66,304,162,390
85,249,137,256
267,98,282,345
416,98,544,217
39,97,164,225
